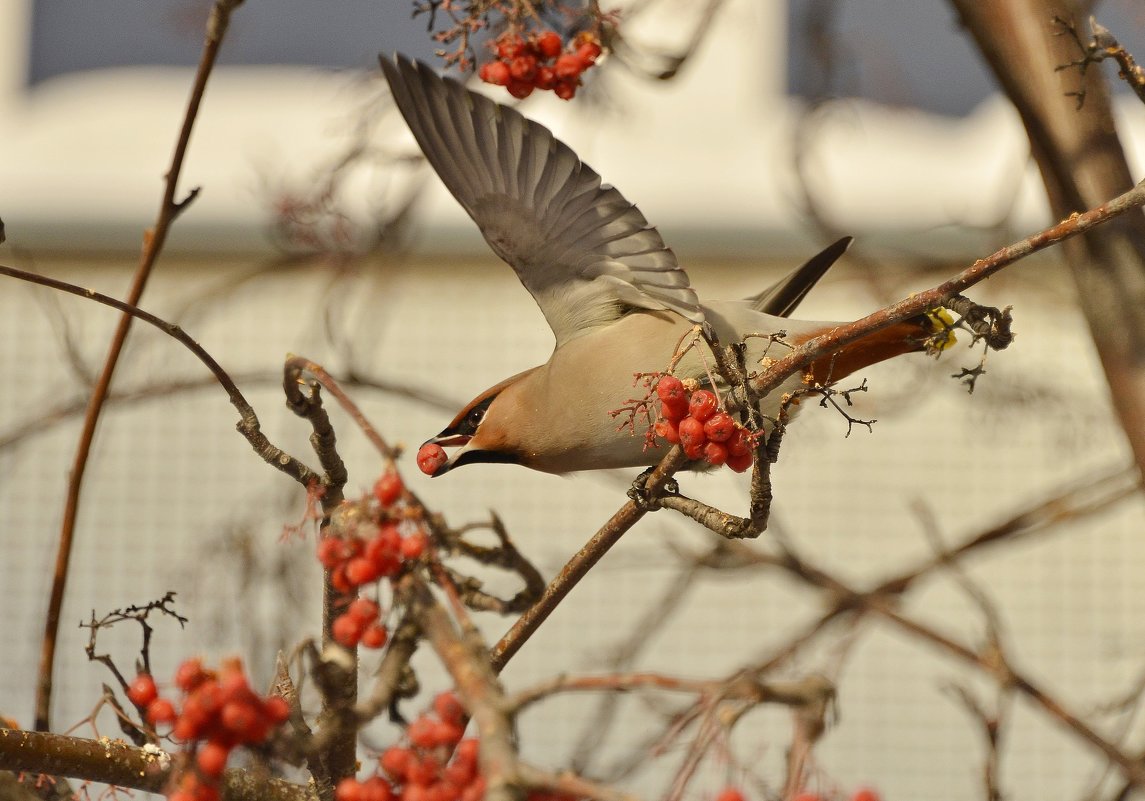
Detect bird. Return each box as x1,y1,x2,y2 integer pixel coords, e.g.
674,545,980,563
380,54,951,477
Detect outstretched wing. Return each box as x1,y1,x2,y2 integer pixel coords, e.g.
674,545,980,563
381,55,703,346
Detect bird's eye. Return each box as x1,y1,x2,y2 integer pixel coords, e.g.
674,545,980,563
466,407,486,429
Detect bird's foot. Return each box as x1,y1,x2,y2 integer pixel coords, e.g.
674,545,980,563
628,468,679,511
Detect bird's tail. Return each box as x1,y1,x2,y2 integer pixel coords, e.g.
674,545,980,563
802,309,956,386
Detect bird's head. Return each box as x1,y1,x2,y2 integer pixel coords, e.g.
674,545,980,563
417,368,537,476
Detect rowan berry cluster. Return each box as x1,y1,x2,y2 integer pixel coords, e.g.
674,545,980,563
652,376,756,471
125,658,289,801
335,692,478,801
317,470,430,648
478,30,603,100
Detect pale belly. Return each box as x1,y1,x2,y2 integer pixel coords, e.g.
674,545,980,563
514,311,807,473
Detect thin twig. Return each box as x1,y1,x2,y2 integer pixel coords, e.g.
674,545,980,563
32,0,246,733
0,265,322,488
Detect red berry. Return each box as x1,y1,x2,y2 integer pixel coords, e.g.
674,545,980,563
534,66,556,90
374,471,404,506
662,396,689,421
175,658,209,693
381,746,412,779
656,375,686,403
507,80,534,99
434,691,465,725
726,451,754,473
427,782,459,801
348,597,380,623
146,697,178,726
655,419,679,444
126,673,158,707
688,390,719,422
496,33,527,60
576,41,603,64
362,777,395,801
263,695,290,725
345,556,380,586
221,700,260,738
509,54,537,82
703,412,735,442
677,417,706,451
455,738,480,766
406,755,440,786
375,523,402,554
401,532,428,560
218,667,253,703
180,680,222,732
443,758,476,788
331,563,354,594
554,53,585,80
434,721,464,747
336,779,365,801
362,623,389,649
417,443,449,475
196,741,230,778
716,790,747,801
703,441,728,466
367,548,401,579
850,790,881,801
459,776,486,801
536,31,562,59
408,717,438,749
333,612,365,647
478,61,511,87
173,714,201,742
727,427,753,457
405,785,431,801
317,537,346,568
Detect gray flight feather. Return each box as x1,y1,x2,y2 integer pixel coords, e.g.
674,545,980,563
381,54,704,346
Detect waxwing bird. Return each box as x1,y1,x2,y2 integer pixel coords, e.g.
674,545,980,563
380,55,948,476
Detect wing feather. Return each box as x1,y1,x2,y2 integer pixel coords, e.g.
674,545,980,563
380,54,702,345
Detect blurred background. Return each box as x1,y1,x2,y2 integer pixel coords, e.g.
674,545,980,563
2,1,1145,799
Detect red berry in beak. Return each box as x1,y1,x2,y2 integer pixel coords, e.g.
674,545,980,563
417,443,449,475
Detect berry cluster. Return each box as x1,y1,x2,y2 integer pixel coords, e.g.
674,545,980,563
332,597,388,650
478,30,603,100
652,376,756,472
126,659,289,801
335,692,479,801
317,470,431,647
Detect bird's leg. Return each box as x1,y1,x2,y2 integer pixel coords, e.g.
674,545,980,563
627,466,680,511
654,405,789,539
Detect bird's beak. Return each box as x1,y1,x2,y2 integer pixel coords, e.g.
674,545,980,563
420,432,472,477
427,433,471,448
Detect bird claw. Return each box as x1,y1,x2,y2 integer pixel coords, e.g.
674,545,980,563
628,469,680,511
